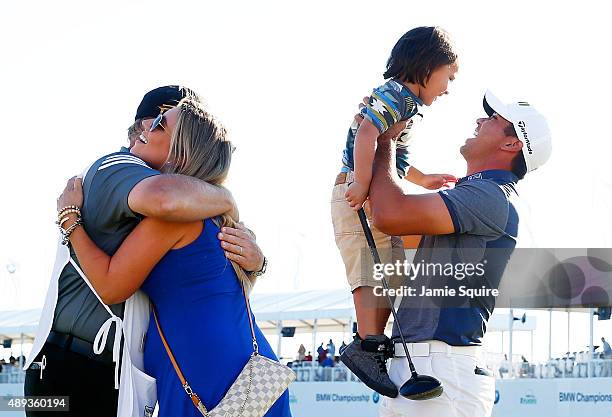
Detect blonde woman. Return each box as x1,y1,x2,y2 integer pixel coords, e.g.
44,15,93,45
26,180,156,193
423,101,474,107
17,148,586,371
57,99,291,417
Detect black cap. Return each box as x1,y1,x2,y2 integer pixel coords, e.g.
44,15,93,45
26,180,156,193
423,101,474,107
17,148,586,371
483,95,495,117
134,85,197,121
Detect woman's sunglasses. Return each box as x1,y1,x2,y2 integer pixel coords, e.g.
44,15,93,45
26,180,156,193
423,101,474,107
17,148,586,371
149,112,167,132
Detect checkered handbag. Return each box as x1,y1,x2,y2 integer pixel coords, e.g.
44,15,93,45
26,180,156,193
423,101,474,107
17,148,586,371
153,281,295,417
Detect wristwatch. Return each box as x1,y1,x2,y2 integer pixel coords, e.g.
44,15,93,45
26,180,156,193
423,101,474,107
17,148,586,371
249,256,268,278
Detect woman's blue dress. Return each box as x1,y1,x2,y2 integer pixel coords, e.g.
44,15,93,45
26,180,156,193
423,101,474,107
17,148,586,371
142,219,291,417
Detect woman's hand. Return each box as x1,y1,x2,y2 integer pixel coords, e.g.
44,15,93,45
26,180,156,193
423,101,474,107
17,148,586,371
57,176,84,211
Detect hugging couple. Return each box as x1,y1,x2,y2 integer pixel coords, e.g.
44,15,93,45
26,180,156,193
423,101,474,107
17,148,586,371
24,86,293,417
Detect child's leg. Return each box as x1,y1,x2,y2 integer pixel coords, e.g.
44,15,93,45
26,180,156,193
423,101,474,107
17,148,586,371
358,207,405,336
332,181,405,397
353,286,390,337
332,184,405,336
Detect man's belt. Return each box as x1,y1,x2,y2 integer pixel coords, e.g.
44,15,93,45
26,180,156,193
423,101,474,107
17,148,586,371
46,331,114,365
393,340,482,358
335,170,355,186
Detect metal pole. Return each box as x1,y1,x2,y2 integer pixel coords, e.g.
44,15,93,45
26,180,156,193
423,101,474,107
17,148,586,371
509,309,514,378
589,308,594,378
19,332,24,369
548,309,553,360
567,311,571,354
530,330,534,363
312,318,318,364
277,320,282,359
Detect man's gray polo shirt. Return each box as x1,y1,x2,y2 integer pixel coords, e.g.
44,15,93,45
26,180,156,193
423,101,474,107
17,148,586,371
392,170,519,346
52,151,159,351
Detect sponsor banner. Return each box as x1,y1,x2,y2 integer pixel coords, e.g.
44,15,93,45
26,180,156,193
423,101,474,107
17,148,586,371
289,382,380,417
288,378,612,417
493,378,612,416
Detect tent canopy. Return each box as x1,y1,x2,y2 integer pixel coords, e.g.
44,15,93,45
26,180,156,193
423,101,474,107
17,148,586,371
0,309,41,341
252,290,355,333
1,289,571,341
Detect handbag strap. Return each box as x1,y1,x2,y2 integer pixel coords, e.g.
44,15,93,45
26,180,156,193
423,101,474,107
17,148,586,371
242,281,259,354
153,307,210,417
152,279,257,417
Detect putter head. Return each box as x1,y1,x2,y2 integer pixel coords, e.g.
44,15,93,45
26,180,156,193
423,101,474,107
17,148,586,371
399,374,443,400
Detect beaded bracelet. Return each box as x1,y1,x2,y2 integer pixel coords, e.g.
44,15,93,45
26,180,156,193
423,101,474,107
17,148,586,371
58,216,72,227
57,208,81,221
58,205,81,213
61,218,83,246
56,212,80,226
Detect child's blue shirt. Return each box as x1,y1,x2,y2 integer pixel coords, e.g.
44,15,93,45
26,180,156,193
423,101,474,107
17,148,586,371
342,79,423,177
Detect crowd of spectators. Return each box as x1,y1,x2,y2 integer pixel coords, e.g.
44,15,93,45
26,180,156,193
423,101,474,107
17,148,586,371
0,356,23,373
293,339,346,368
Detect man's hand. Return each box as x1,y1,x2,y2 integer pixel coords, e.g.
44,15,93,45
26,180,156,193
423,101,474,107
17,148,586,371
57,176,84,210
345,181,369,210
218,222,264,272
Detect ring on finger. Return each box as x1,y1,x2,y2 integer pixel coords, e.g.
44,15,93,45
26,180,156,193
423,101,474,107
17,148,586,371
239,246,243,255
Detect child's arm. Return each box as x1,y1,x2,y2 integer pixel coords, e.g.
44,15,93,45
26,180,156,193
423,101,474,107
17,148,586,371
405,166,457,190
344,119,379,210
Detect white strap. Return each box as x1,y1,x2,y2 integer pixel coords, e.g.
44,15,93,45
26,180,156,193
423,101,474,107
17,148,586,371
69,258,115,316
94,316,123,389
69,257,123,389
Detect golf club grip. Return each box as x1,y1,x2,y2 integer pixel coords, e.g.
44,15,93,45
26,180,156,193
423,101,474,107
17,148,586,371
357,208,382,265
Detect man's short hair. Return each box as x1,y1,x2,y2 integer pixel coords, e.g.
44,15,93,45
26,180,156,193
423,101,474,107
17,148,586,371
383,26,457,86
127,119,144,141
504,123,527,180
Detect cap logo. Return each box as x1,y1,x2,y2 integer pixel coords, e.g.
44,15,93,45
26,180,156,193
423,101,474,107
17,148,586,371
518,101,530,107
158,103,175,112
517,121,533,155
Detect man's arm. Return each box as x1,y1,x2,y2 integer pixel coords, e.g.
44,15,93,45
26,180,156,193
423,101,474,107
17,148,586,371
128,174,238,222
369,137,455,236
129,175,264,272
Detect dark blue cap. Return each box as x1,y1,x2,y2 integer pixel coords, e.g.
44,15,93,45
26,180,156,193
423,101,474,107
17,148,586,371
135,85,199,121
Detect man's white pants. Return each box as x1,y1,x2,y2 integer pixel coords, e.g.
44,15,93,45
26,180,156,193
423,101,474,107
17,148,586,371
379,340,495,417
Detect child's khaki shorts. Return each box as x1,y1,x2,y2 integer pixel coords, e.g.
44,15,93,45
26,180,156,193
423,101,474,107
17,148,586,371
331,171,405,291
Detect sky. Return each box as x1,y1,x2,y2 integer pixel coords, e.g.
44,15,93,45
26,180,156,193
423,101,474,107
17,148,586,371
0,0,611,363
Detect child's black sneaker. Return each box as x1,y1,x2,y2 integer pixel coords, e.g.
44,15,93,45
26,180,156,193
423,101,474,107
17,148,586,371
339,333,397,398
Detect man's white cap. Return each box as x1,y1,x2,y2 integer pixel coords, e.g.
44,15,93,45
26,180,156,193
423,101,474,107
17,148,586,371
483,90,552,173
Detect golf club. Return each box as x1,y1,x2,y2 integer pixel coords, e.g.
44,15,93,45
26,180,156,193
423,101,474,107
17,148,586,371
357,207,443,400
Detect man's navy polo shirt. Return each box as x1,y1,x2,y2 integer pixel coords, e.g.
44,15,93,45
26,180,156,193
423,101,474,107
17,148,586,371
392,170,520,346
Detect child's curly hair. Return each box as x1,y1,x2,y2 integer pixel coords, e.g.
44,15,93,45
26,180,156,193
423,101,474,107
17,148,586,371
384,26,457,87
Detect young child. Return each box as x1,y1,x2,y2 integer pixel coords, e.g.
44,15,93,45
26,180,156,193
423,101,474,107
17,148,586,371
331,26,458,397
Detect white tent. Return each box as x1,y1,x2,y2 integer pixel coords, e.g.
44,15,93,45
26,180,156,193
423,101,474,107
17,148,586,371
0,290,539,337
0,309,40,341
253,289,354,334
0,291,586,365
